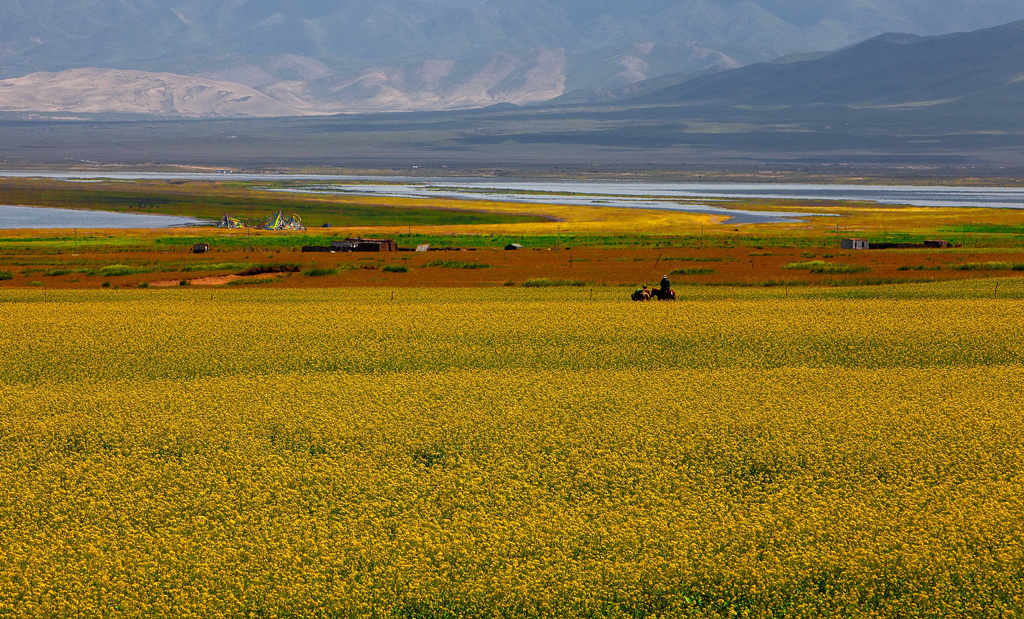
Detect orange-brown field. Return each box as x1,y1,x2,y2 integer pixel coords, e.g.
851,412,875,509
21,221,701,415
3,177,1024,289
3,243,1024,289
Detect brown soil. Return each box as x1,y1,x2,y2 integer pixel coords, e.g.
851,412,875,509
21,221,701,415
3,246,1024,289
149,273,279,287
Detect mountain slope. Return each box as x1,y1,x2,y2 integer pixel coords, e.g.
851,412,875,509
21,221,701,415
639,19,1024,106
0,69,302,117
1,2,1023,116
0,52,570,117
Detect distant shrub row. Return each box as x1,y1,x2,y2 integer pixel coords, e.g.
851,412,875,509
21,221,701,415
95,264,154,277
662,256,724,262
785,261,869,274
670,268,715,276
237,264,300,276
425,260,491,269
952,262,1024,271
522,279,587,287
304,268,338,277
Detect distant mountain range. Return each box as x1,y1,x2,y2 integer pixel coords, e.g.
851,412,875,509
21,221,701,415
0,1,1022,117
637,19,1024,108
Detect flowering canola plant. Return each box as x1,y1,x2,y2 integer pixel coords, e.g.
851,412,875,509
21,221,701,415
0,285,1022,616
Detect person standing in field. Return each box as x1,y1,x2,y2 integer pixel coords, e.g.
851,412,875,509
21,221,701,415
660,275,671,296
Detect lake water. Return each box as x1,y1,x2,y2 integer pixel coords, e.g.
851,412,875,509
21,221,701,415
266,179,1024,224
275,180,1024,209
0,205,203,229
266,185,811,224
2,171,1023,225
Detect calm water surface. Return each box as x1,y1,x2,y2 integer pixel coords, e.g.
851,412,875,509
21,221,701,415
0,205,203,229
266,185,808,224
2,171,1021,205
3,171,1023,226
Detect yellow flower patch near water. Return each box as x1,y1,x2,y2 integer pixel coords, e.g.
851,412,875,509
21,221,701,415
1,285,1023,615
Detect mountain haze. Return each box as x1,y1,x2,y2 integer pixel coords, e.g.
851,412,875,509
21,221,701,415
638,19,1024,108
1,1,1023,117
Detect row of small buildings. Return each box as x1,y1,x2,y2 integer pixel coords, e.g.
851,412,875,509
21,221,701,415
302,238,398,253
841,238,955,250
195,237,526,254
301,239,524,253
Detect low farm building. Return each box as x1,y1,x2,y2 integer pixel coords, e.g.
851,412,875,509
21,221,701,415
842,238,955,250
332,238,398,252
301,238,399,253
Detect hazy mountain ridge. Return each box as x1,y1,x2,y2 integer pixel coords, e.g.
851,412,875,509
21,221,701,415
1,1,1023,117
0,51,570,117
0,69,305,117
638,19,1024,107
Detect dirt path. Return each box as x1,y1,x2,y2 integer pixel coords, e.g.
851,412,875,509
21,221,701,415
150,273,278,287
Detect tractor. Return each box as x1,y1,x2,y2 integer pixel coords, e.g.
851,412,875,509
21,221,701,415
632,286,676,301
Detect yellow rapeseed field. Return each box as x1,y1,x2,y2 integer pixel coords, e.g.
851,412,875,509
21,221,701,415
1,283,1023,616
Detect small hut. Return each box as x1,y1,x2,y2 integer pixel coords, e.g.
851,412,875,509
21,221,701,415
191,243,211,254
331,238,398,252
841,238,869,250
